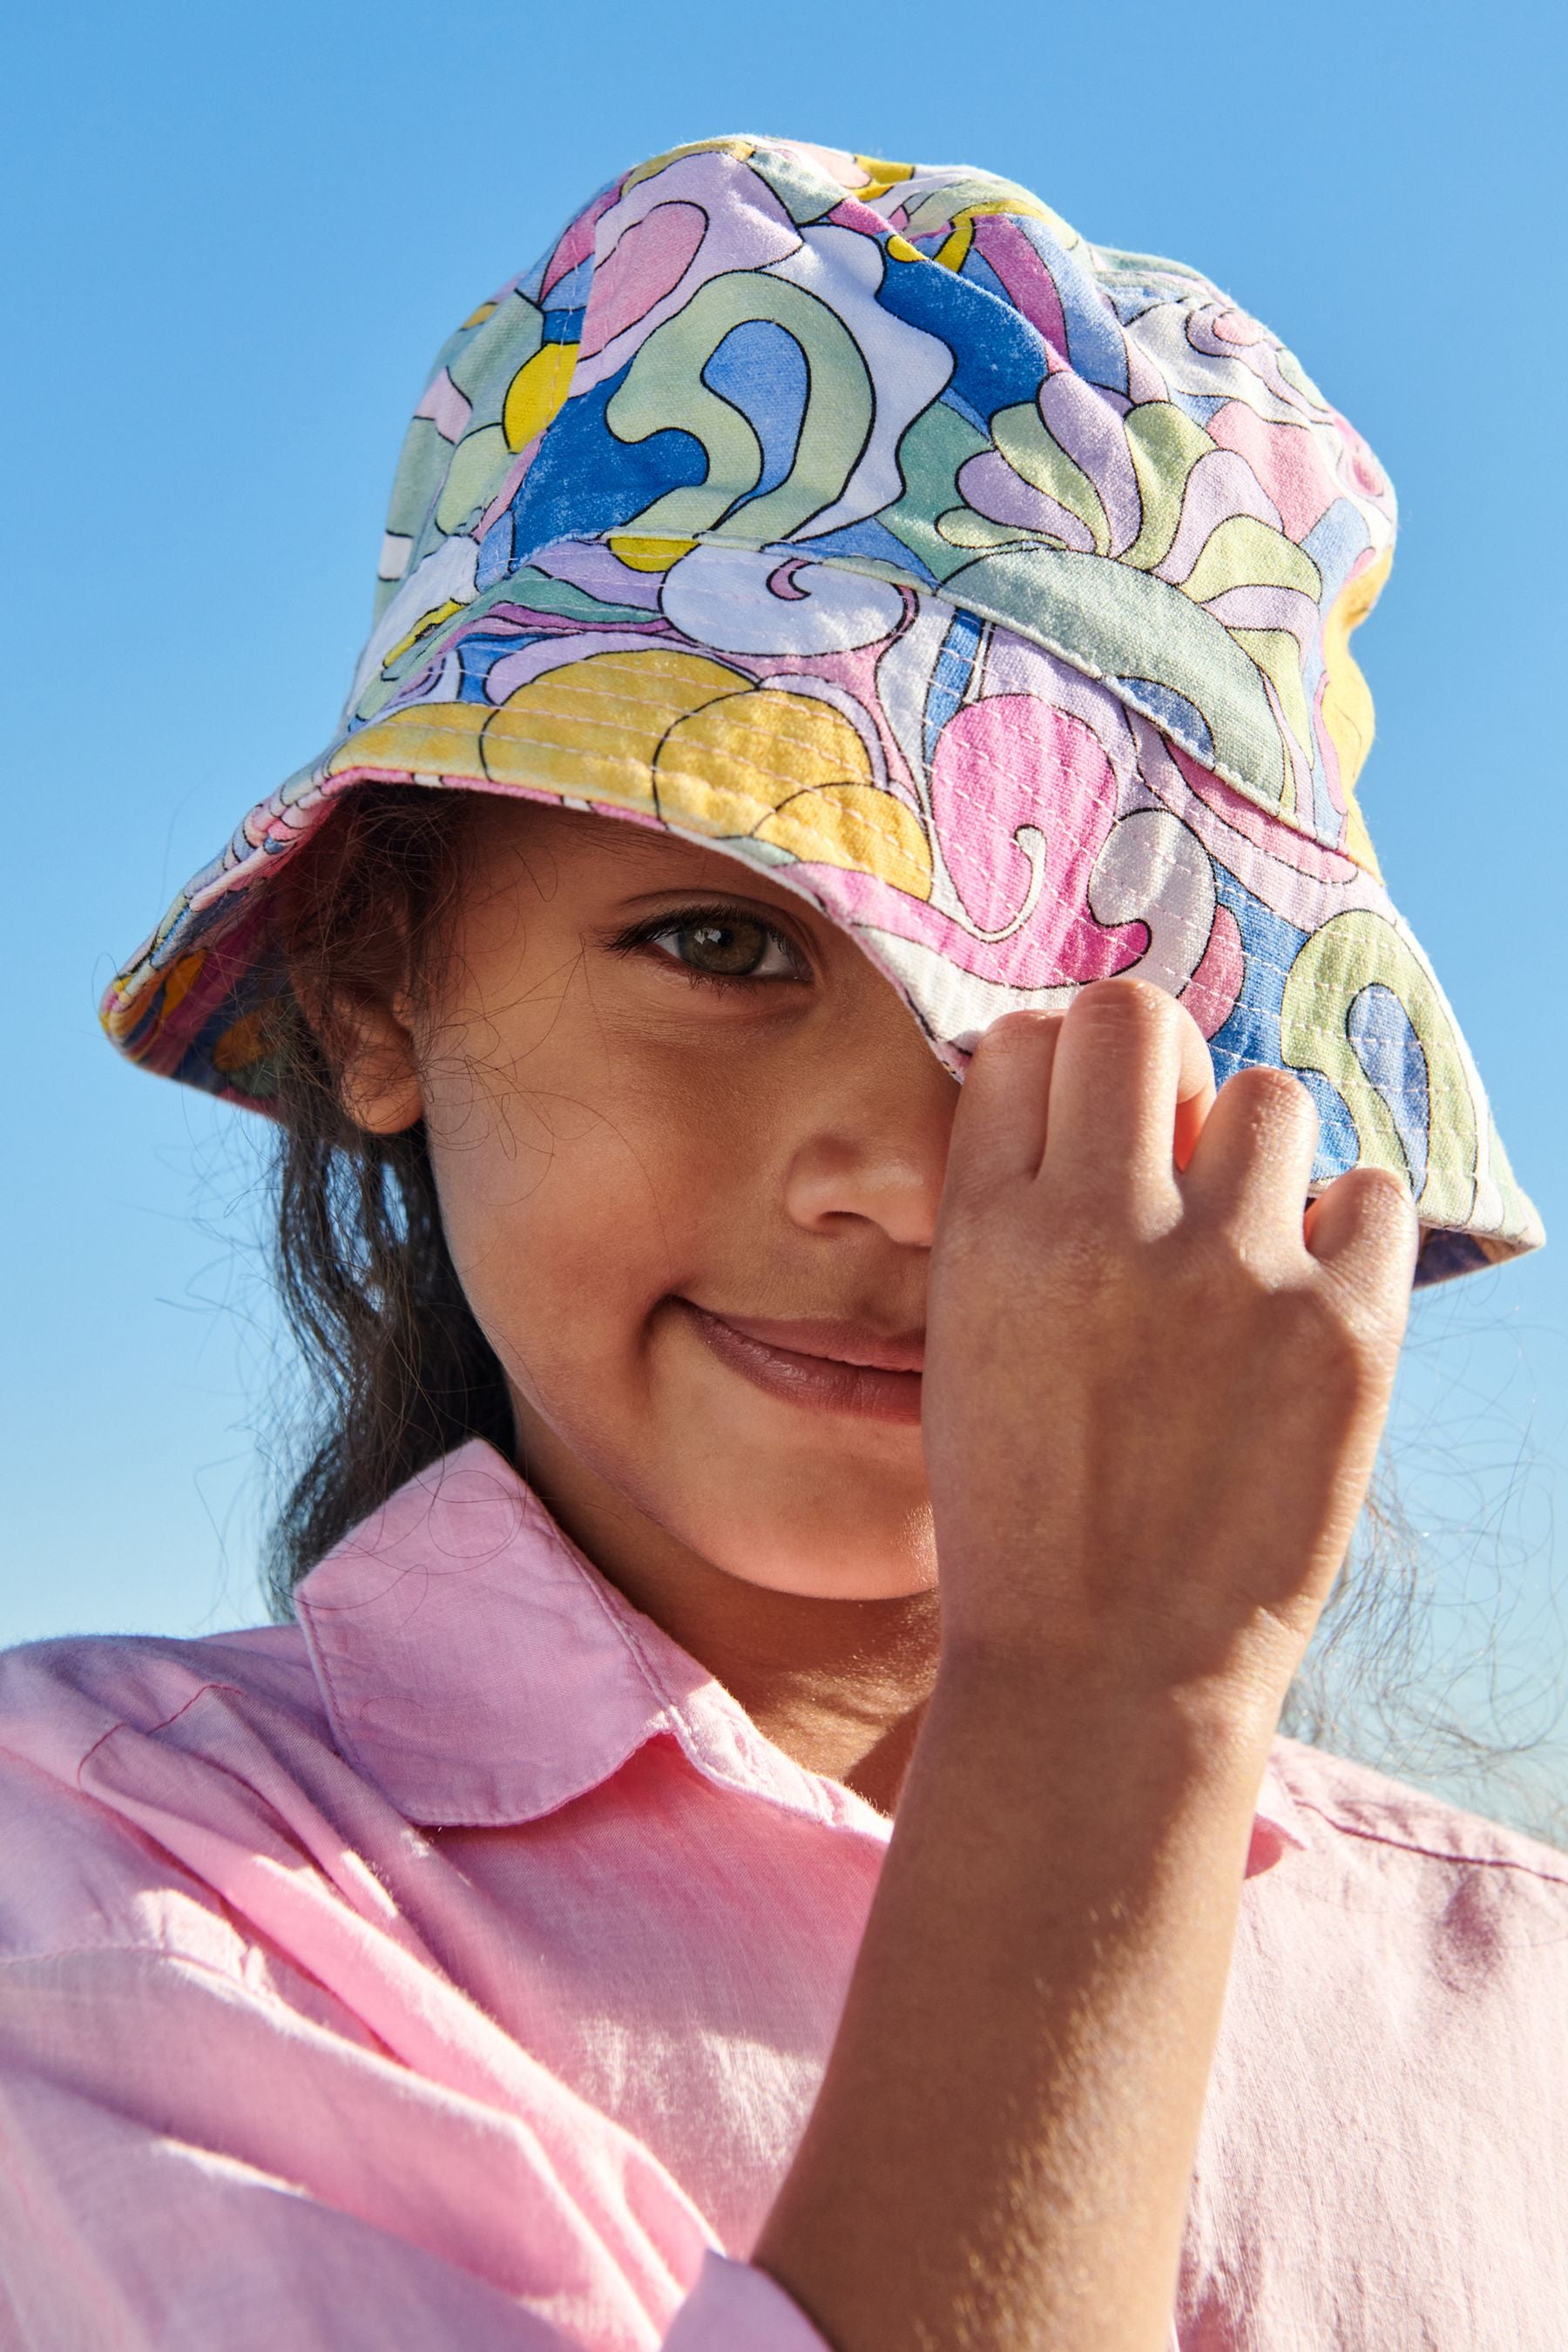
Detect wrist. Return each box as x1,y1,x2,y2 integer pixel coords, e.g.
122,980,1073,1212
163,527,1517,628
928,1638,1282,1810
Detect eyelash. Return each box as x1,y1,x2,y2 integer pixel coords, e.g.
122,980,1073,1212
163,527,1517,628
605,902,811,991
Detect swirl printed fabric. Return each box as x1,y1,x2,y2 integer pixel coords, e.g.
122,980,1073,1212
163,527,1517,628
101,136,1542,1281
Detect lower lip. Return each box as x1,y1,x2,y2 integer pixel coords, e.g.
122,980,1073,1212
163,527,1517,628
678,1302,924,1426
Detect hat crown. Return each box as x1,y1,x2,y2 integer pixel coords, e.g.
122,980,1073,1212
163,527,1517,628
98,136,1543,1280
359,135,1395,860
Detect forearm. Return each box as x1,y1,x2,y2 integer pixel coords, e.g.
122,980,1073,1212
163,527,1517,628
753,1658,1272,2352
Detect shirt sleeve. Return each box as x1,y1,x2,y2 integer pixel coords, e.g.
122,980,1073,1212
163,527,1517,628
0,1947,1187,2352
664,2254,834,2351
0,1945,830,2352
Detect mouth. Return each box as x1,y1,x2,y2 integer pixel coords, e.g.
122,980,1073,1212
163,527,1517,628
676,1301,925,1426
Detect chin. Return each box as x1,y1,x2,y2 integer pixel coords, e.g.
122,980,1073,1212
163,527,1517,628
697,1498,940,1603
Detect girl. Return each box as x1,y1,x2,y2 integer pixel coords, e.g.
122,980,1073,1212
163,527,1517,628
2,136,1564,2351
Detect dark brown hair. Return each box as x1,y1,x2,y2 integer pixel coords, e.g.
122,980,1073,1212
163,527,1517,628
261,784,514,1614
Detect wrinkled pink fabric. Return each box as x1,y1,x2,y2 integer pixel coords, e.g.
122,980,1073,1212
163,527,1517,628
1,1440,1565,2351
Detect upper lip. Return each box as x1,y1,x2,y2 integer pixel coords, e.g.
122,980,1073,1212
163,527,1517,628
689,1307,926,1373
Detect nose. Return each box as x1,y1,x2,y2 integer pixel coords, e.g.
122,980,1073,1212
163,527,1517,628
780,976,957,1248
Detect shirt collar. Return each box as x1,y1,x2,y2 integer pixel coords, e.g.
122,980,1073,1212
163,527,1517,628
296,1439,889,1838
296,1438,1308,1872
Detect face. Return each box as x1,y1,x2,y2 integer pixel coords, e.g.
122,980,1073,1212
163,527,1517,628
339,794,959,1603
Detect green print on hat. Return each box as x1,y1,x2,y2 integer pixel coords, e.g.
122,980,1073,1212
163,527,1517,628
102,135,1542,1285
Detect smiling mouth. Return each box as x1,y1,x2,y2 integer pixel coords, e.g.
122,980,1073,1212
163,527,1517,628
676,1301,925,1425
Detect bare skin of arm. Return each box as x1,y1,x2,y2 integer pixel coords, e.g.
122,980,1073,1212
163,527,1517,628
752,980,1417,2352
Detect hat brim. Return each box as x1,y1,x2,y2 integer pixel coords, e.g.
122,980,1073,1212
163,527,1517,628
102,591,1544,1289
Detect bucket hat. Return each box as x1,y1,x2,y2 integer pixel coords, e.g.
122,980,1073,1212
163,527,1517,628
102,135,1542,1286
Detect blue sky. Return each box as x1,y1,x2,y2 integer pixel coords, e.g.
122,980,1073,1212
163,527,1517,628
5,0,1565,1823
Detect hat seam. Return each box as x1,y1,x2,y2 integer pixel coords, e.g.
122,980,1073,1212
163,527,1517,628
326,682,1402,976
115,754,1500,1110
339,630,1361,896
362,531,1377,875
109,702,1449,1028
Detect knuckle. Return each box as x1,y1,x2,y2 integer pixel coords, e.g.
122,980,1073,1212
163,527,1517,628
1318,1165,1421,1292
1070,975,1178,1045
1338,1163,1416,1225
972,1008,1058,1063
1222,1064,1315,1129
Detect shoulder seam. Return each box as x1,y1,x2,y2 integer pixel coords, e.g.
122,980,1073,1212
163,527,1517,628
73,1678,249,1789
1288,1795,1568,1884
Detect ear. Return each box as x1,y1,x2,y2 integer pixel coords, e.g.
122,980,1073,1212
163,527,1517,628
278,792,459,1137
287,919,427,1136
328,978,426,1136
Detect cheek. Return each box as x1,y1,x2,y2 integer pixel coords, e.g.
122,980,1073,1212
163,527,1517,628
421,1047,746,1371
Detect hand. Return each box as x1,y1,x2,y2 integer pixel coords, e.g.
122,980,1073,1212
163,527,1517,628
922,978,1418,1729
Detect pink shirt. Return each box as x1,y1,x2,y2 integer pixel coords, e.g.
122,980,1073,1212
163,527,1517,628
1,1441,1565,2350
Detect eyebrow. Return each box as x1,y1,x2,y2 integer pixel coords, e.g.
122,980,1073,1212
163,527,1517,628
608,878,814,922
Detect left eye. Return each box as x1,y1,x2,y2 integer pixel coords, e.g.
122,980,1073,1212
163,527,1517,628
644,913,801,981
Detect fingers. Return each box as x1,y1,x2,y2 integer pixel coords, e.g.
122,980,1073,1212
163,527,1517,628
1304,1166,1419,1300
951,1011,1063,1186
1042,979,1216,1213
1181,1064,1322,1251
1185,1064,1420,1302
